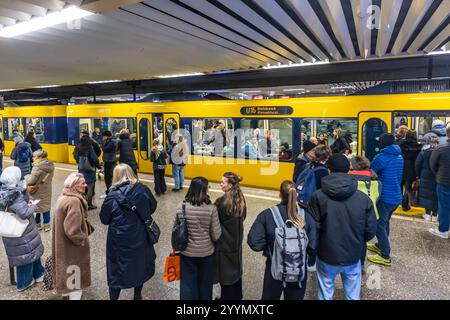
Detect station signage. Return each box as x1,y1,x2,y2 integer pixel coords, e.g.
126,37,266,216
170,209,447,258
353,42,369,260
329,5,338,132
240,106,293,116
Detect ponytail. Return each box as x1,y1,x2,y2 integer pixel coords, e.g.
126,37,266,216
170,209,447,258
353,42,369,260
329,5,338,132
280,180,305,229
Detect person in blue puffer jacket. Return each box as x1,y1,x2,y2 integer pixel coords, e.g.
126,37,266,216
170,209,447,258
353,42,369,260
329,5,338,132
367,133,403,267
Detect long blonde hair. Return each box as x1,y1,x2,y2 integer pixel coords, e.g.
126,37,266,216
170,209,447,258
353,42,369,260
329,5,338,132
216,172,246,219
280,180,305,228
112,163,138,185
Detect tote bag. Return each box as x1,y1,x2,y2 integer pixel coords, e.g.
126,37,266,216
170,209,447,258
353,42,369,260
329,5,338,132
163,251,181,283
0,209,29,238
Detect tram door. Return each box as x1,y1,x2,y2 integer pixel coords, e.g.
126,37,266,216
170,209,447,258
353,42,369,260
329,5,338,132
359,112,390,161
137,113,153,174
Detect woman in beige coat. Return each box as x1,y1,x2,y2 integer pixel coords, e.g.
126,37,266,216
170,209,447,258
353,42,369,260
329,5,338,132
52,172,91,300
25,149,54,231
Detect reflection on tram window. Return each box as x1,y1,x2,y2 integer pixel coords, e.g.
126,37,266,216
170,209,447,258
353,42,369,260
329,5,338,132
301,119,358,155
165,118,178,153
26,118,45,142
192,119,234,157
108,118,137,149
8,118,24,140
240,119,293,161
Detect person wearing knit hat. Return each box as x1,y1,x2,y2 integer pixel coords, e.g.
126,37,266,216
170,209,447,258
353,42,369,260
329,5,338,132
367,132,404,267
423,119,447,145
308,149,377,300
292,140,316,183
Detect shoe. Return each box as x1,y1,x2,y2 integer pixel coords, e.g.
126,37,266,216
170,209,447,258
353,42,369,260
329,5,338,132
431,215,439,222
367,243,381,255
172,188,179,192
423,213,432,221
367,254,392,266
429,228,449,239
307,264,316,272
134,293,143,300
37,224,43,231
17,279,35,292
99,194,107,199
44,224,51,232
35,275,44,283
88,205,97,211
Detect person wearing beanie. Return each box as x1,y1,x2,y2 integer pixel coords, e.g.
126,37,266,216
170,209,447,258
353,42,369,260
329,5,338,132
308,153,377,300
423,119,447,145
101,130,118,196
293,140,316,183
367,133,403,267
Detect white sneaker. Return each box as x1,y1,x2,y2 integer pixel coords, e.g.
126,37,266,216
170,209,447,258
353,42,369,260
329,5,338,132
35,275,44,283
431,215,439,222
423,214,432,221
99,194,107,199
17,279,35,292
307,264,316,272
429,228,449,239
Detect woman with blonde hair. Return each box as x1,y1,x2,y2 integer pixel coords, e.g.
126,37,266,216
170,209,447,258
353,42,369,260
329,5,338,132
150,139,168,196
214,172,247,300
100,163,157,300
53,172,92,300
247,180,317,300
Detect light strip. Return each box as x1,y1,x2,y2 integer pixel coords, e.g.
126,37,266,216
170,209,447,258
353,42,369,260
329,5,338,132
0,89,16,92
263,60,330,69
283,88,305,92
33,85,61,89
157,72,204,78
87,80,121,84
0,6,94,38
428,50,450,55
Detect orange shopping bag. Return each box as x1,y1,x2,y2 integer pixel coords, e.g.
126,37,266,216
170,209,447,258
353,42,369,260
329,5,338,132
164,250,181,283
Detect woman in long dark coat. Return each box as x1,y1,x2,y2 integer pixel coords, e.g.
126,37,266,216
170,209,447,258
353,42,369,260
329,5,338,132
415,135,439,221
400,129,422,210
99,163,157,300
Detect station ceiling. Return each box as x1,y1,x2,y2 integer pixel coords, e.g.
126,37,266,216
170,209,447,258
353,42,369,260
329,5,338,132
0,0,449,91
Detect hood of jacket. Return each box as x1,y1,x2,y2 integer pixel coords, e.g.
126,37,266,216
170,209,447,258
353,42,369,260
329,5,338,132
119,133,130,140
432,124,446,137
34,159,54,174
321,172,357,201
381,144,402,156
0,185,24,209
109,180,136,204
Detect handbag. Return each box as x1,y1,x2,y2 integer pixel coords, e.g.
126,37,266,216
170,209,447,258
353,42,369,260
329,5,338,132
78,155,95,172
42,256,54,292
171,201,188,252
27,173,50,196
163,250,181,283
0,207,29,238
85,217,95,236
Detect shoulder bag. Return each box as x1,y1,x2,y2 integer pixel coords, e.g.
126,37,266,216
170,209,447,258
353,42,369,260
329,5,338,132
27,173,50,195
171,201,188,251
0,206,29,238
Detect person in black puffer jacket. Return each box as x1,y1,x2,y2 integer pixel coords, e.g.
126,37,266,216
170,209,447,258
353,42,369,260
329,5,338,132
101,131,118,194
150,139,168,196
293,140,316,183
400,129,422,210
118,129,138,175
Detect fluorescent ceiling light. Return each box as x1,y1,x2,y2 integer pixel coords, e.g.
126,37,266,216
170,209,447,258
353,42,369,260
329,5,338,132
283,88,305,92
0,89,16,92
242,90,261,94
428,49,450,55
87,80,121,84
33,85,61,89
157,72,204,79
0,6,94,38
330,86,356,90
264,60,330,69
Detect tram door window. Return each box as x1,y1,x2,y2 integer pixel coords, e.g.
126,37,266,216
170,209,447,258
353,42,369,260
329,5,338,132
362,118,388,160
79,118,102,137
153,115,164,147
26,118,45,142
165,118,178,154
240,119,293,161
394,114,449,142
8,118,24,140
192,119,234,157
108,118,137,149
139,118,151,160
301,119,358,155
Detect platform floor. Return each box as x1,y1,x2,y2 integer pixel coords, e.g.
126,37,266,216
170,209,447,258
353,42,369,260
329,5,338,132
0,160,449,300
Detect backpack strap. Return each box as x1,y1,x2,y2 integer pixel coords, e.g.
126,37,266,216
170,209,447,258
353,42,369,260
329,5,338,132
269,206,284,229
364,180,371,197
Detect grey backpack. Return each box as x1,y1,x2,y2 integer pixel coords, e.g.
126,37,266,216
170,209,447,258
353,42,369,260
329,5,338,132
270,206,308,288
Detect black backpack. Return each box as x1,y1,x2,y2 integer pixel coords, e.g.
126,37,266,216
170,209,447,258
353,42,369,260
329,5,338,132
172,201,188,251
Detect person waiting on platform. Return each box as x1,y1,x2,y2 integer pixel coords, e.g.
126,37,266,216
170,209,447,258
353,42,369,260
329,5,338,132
292,140,316,183
118,129,138,176
308,154,377,300
0,166,44,292
11,136,33,179
330,127,350,154
214,172,247,300
100,164,157,300
150,139,168,196
0,135,5,175
400,129,422,211
174,177,222,300
91,127,103,147
25,131,42,153
101,130,118,196
24,149,54,232
171,134,189,192
247,180,317,300
53,173,92,300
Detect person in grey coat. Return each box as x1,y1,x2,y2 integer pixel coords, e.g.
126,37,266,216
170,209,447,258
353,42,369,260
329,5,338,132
0,166,44,292
10,136,33,179
423,120,448,145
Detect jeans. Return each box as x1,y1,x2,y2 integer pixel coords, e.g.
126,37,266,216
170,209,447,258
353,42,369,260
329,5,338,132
437,184,450,232
172,165,185,190
316,258,361,300
16,258,45,290
180,254,214,300
375,201,398,259
35,211,50,225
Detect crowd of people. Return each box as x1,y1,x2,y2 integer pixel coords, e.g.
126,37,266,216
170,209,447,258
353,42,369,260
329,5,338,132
0,120,449,301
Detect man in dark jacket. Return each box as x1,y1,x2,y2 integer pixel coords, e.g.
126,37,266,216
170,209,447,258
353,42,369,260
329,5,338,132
308,154,377,300
118,130,138,175
101,131,118,195
91,127,103,147
293,140,316,183
429,126,450,239
368,134,403,266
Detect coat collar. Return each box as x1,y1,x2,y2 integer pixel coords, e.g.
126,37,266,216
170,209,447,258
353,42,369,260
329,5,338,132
62,187,88,210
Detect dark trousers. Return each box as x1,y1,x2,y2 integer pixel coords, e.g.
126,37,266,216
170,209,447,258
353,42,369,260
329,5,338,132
220,278,243,300
86,182,95,207
104,161,116,193
154,168,167,195
261,259,307,300
180,254,214,300
109,284,143,300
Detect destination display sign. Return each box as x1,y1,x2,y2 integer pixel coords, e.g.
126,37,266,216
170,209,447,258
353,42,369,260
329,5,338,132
240,106,293,115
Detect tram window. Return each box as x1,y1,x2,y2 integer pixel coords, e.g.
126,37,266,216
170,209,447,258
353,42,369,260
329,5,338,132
8,118,24,140
26,118,45,143
192,119,234,157
108,118,137,149
240,119,293,161
153,115,163,146
301,119,358,155
79,118,102,137
165,118,178,153
139,118,150,160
